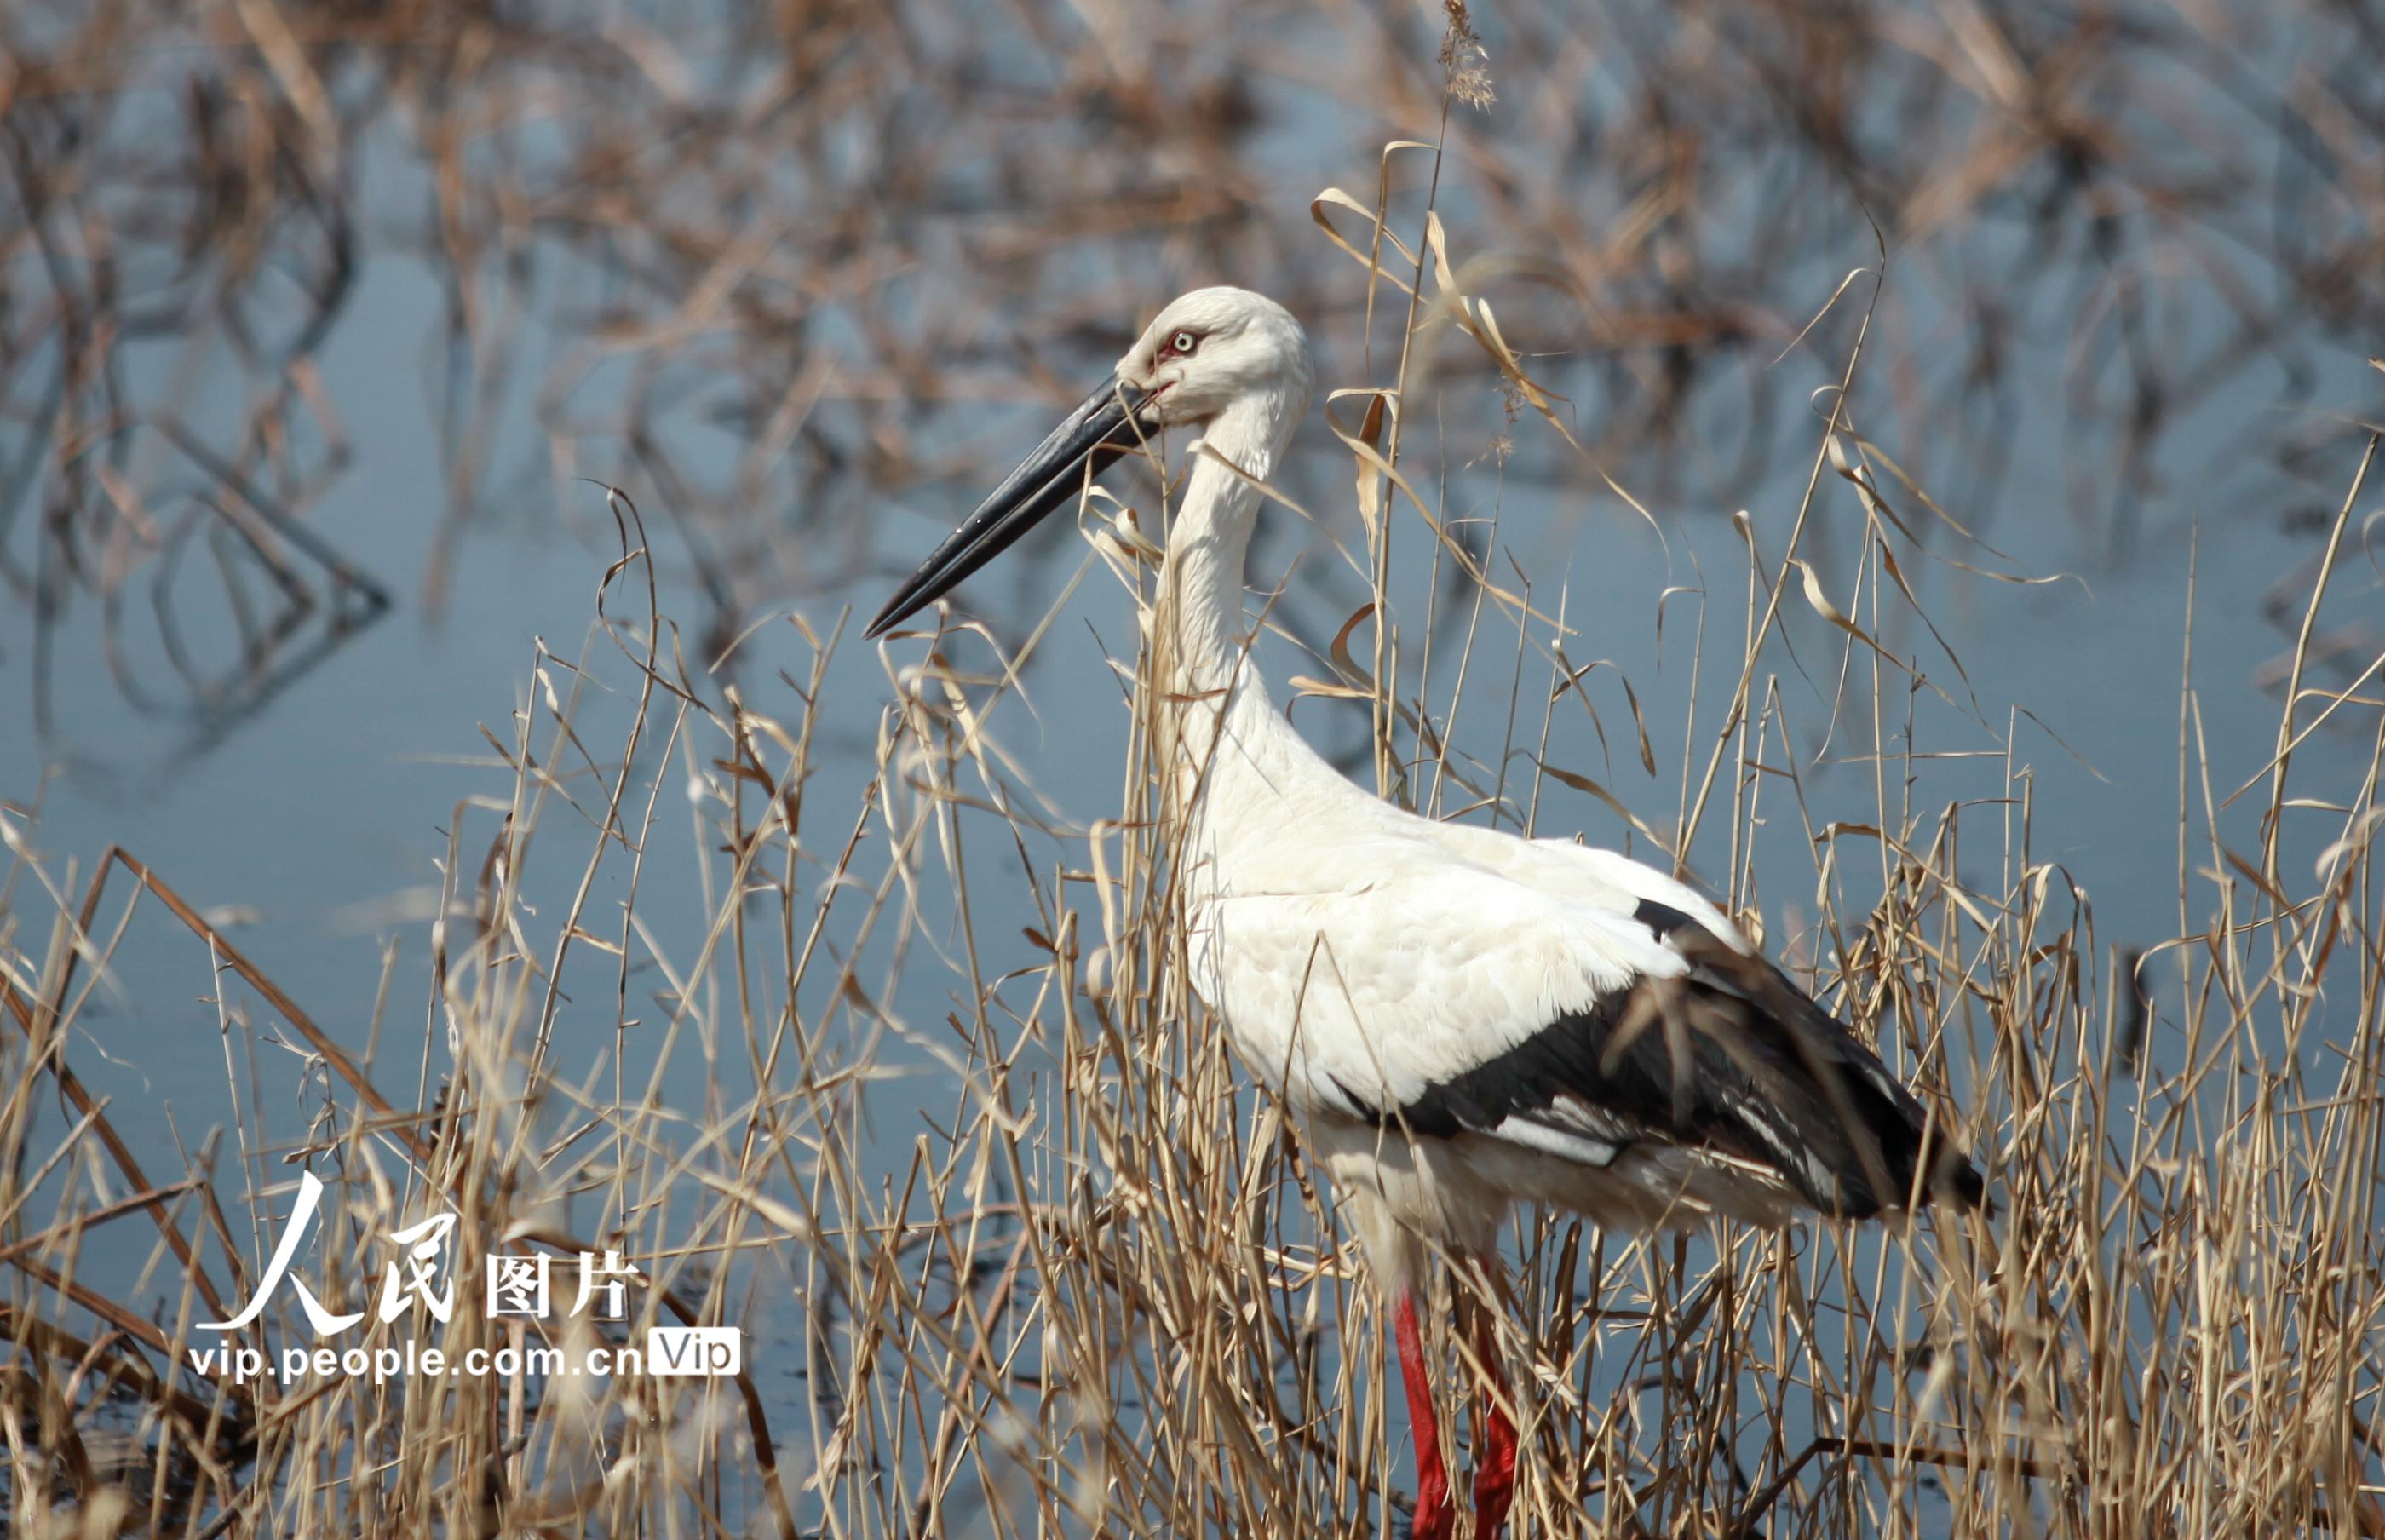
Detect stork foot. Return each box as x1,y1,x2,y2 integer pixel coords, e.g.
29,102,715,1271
1470,1433,1515,1536
1394,1290,1456,1540
1469,1296,1518,1536
1397,1488,1454,1540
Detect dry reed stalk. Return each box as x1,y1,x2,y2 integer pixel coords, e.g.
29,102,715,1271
1,2,2382,1537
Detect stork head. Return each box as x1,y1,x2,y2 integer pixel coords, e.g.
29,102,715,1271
865,286,1311,639
1117,285,1313,430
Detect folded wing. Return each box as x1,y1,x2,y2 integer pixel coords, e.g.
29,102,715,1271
1199,839,1981,1221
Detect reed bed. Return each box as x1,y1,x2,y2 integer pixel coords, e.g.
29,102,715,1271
10,0,2384,730
3,1,2384,1537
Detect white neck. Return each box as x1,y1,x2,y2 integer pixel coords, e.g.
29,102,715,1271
1156,396,1284,694
1148,391,1336,845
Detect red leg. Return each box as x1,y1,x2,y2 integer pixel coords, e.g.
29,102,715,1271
1394,1290,1453,1540
1468,1298,1517,1537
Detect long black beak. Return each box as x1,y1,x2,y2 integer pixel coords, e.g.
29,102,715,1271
865,377,1147,640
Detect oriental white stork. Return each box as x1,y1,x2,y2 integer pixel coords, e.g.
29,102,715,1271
867,286,1983,1539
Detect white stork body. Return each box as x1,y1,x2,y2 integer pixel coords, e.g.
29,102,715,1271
871,286,1981,1540
1170,580,1814,1238
1181,731,1811,1258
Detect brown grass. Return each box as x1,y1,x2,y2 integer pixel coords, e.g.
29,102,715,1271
3,0,2384,1537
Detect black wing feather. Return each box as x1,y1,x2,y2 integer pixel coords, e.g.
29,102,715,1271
1367,901,1983,1219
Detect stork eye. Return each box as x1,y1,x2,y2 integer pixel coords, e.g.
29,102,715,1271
1166,330,1200,357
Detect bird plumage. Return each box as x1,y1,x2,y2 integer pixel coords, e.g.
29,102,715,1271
1172,670,1977,1278
871,284,1982,1540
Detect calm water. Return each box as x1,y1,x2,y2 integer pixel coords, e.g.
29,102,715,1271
9,244,2364,1155
3,5,2382,1527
